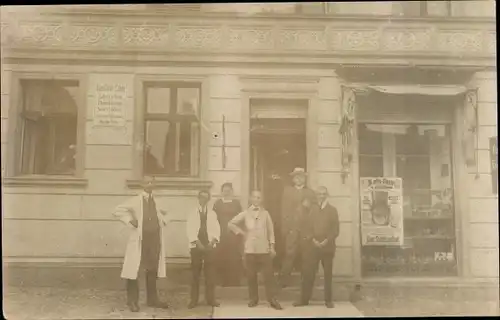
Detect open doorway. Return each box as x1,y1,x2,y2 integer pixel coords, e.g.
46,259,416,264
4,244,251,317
250,118,306,269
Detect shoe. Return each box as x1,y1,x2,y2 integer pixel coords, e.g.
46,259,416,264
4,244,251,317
293,301,309,307
127,302,140,312
269,299,283,310
187,301,198,309
325,301,335,308
147,300,170,309
248,301,258,308
208,301,220,307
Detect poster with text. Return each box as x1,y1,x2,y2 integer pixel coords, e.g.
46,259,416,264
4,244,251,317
360,177,404,246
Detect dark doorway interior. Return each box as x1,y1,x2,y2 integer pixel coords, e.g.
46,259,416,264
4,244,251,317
250,118,306,269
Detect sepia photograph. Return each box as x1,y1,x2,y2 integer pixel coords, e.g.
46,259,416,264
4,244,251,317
1,1,498,319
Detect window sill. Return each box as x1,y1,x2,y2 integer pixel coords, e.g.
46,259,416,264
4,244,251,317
126,178,213,190
2,175,88,188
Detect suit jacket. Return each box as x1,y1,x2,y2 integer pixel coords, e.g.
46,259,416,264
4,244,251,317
280,185,316,235
299,202,340,253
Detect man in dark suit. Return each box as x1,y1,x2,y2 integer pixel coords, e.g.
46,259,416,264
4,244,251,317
293,186,340,309
278,167,316,288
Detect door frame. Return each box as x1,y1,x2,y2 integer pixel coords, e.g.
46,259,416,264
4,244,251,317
240,76,320,207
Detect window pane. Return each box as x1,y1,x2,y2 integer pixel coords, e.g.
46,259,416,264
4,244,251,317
178,121,192,174
147,87,171,114
358,124,383,155
144,119,199,176
177,87,199,116
361,123,456,277
359,156,383,177
144,120,171,174
392,1,422,16
427,0,450,16
19,80,78,175
49,117,77,174
299,3,326,14
395,125,431,155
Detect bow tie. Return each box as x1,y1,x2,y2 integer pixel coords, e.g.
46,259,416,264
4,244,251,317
252,207,260,211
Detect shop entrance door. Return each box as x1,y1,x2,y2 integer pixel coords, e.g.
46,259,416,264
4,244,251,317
250,118,306,269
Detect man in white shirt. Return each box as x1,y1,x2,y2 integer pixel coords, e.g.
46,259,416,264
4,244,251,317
186,190,221,309
229,190,283,310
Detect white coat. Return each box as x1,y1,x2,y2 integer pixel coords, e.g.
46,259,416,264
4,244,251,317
186,205,221,250
113,193,172,280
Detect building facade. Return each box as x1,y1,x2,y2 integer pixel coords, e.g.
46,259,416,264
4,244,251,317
1,2,497,283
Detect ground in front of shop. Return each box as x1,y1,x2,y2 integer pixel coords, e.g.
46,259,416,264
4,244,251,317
3,266,499,318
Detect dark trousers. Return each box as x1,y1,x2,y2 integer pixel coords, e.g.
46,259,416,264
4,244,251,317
190,247,216,304
300,242,335,303
126,269,160,305
279,230,300,284
126,230,161,305
245,253,277,303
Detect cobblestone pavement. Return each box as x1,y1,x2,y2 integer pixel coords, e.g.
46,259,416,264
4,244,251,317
4,284,500,319
3,286,212,320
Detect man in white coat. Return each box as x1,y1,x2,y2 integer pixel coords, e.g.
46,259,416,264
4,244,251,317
113,177,171,312
186,190,221,309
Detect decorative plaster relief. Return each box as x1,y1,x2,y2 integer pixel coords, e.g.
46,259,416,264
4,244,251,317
227,28,274,50
329,29,380,51
381,29,432,51
0,23,11,45
485,32,496,55
1,18,496,60
17,23,63,46
69,25,118,47
437,31,483,53
277,29,327,51
174,26,222,49
122,26,170,47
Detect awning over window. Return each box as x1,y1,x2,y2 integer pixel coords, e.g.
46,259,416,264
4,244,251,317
348,84,470,96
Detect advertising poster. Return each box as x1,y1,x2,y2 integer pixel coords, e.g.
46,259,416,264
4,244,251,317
360,177,404,246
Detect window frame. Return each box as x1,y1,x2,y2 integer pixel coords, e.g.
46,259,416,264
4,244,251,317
397,0,453,17
4,72,87,187
142,81,201,177
129,75,211,190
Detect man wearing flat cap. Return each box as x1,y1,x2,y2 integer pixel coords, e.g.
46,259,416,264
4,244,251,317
278,167,316,288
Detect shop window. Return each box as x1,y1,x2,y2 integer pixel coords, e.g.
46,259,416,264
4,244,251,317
392,1,452,17
143,82,200,177
359,123,457,277
16,80,79,176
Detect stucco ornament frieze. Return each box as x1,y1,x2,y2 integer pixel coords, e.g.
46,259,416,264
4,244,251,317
227,28,274,50
0,23,11,45
18,23,63,46
1,17,495,61
484,32,496,54
438,31,483,53
382,29,432,51
330,30,380,51
69,25,118,47
277,29,327,51
174,26,222,49
123,26,170,46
